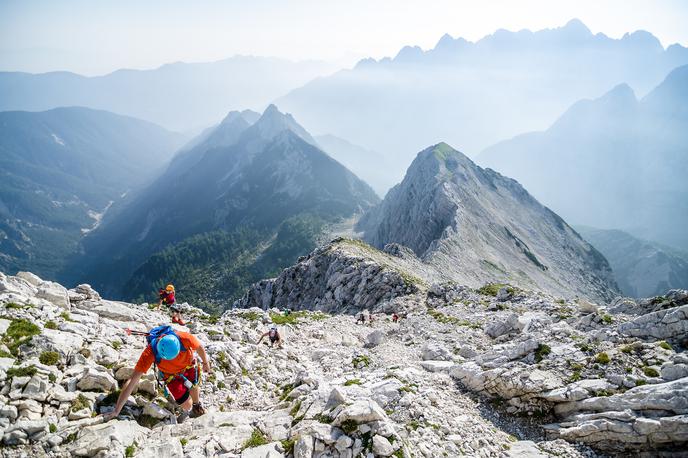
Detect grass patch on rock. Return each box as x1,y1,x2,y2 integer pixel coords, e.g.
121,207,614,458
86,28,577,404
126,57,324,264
7,365,37,378
344,378,361,386
594,352,610,365
2,318,41,356
39,351,60,366
242,428,268,449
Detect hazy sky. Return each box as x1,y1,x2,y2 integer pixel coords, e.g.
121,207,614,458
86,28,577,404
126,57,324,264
2,0,688,75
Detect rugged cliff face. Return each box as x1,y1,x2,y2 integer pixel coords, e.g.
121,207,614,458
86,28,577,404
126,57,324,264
1,238,688,456
358,143,619,303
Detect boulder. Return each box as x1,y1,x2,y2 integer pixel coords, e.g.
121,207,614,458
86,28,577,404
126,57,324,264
333,399,385,425
21,375,49,401
421,341,452,361
77,367,117,392
36,281,70,310
70,420,148,457
15,272,43,287
91,301,139,322
485,313,519,338
372,435,395,456
240,442,284,458
364,330,384,348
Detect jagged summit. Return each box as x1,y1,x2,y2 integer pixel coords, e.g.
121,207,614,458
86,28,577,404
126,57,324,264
359,142,618,302
245,104,317,146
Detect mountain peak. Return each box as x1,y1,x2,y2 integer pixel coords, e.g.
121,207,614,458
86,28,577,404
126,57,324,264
249,104,317,146
563,18,591,35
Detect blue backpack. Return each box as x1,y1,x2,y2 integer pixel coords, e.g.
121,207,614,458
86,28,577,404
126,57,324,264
146,325,187,364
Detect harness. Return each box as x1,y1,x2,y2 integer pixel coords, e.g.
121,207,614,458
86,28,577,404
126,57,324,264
126,326,201,400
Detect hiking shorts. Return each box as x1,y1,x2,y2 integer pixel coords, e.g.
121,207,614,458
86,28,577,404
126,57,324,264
165,364,201,404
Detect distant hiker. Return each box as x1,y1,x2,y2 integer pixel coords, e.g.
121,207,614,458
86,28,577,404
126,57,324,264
258,324,282,348
355,312,366,325
283,308,292,316
392,313,399,323
103,325,210,423
158,283,185,326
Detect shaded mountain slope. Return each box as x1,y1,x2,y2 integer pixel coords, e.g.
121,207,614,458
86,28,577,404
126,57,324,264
358,143,618,302
0,107,185,279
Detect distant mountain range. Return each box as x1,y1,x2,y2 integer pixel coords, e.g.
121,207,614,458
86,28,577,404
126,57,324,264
0,107,185,278
358,143,619,302
577,226,688,298
277,19,688,191
0,56,335,132
479,64,688,251
66,105,379,310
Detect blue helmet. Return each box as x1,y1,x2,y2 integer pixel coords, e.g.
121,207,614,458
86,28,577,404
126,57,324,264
156,334,181,360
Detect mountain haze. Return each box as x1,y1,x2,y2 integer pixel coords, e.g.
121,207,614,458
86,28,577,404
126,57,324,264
359,143,618,302
479,64,688,250
0,57,336,132
277,19,688,192
577,226,688,298
69,105,379,309
0,107,185,279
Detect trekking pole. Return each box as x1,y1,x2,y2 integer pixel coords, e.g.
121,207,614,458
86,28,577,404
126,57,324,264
125,328,150,336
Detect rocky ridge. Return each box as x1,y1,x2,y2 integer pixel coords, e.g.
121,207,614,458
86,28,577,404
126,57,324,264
1,240,687,457
358,143,619,303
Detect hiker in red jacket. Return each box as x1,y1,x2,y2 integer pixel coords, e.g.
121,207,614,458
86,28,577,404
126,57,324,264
158,283,185,325
103,326,210,423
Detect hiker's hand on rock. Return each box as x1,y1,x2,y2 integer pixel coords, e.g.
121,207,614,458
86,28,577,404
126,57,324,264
202,360,211,373
102,410,119,422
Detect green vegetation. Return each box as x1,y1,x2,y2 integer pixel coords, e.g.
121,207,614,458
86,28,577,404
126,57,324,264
313,413,334,424
344,378,361,386
406,420,421,431
100,390,122,406
180,438,188,447
595,352,610,365
635,379,647,386
643,367,659,377
125,442,137,458
48,373,56,383
44,320,58,330
477,283,512,297
219,422,235,427
601,314,613,324
60,312,75,322
2,318,41,356
620,345,634,354
352,355,371,368
399,383,418,394
534,344,551,363
6,365,37,378
71,394,90,412
242,429,268,449
5,302,28,309
281,438,296,454
137,414,159,429
650,296,666,305
393,448,405,458
340,419,358,434
111,340,122,350
49,423,57,433
289,400,302,417
39,351,60,366
658,341,672,351
240,311,262,322
278,383,295,401
64,432,78,444
269,310,330,325
577,342,594,353
125,215,328,315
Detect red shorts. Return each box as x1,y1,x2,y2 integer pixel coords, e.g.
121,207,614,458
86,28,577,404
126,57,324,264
164,365,200,404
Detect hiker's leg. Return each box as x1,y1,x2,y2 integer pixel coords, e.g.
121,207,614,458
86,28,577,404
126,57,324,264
180,397,192,411
190,385,200,404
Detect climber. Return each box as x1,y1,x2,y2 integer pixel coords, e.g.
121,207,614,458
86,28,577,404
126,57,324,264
355,311,366,325
392,313,399,323
257,324,282,348
103,325,210,423
158,283,185,326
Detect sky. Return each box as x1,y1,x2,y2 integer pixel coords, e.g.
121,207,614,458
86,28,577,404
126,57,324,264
2,0,688,75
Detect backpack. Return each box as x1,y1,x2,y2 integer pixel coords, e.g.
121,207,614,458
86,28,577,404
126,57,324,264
146,325,187,364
